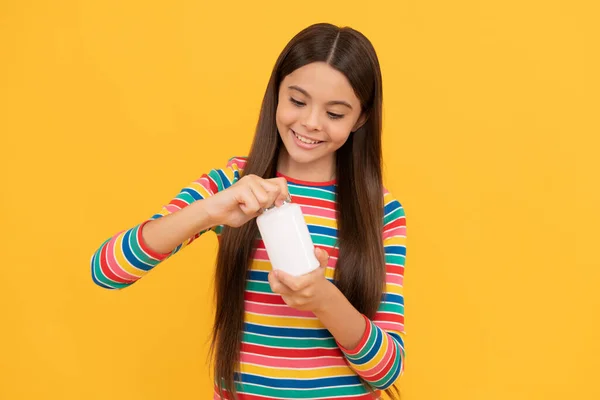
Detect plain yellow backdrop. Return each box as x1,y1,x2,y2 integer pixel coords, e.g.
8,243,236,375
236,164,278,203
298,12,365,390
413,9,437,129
1,1,598,399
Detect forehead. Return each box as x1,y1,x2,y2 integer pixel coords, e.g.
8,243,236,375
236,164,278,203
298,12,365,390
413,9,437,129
282,62,359,104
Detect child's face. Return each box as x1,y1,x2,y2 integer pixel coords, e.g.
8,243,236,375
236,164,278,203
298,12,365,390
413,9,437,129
276,62,365,167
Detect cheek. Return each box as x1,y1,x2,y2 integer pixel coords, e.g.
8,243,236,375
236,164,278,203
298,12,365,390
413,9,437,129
326,122,353,146
276,102,299,129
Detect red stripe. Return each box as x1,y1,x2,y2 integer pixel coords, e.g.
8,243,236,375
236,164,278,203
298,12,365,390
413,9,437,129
293,196,336,209
241,343,342,358
374,312,404,324
205,174,219,194
386,265,405,276
99,242,132,284
216,389,377,400
367,341,397,382
254,241,339,258
245,292,286,305
168,198,188,209
384,217,406,231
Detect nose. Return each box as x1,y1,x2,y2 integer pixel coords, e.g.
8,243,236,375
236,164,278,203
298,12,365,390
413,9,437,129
301,106,322,132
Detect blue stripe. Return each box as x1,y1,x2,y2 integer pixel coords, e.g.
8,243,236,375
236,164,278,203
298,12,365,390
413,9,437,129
352,325,383,365
384,200,401,215
91,251,116,289
240,372,360,388
121,229,153,271
181,187,203,201
248,270,269,282
388,331,405,348
385,245,406,256
308,225,337,237
216,169,233,189
383,293,404,305
379,349,402,389
244,322,332,338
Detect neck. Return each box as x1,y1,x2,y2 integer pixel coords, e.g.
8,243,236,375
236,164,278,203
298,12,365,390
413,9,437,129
277,149,336,183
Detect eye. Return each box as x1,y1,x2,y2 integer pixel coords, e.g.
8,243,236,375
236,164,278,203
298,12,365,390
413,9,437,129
327,112,344,120
290,97,305,107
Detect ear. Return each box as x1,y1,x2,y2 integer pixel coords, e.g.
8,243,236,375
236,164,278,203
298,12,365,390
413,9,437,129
352,113,368,132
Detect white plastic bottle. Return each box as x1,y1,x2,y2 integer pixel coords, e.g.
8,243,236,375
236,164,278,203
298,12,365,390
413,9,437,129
256,200,320,276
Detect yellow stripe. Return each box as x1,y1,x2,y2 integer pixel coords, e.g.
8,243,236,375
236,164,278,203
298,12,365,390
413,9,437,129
240,362,353,379
384,236,406,246
385,283,404,295
189,181,213,198
353,331,389,372
250,260,272,272
245,312,324,329
305,215,337,229
221,165,237,182
113,233,146,278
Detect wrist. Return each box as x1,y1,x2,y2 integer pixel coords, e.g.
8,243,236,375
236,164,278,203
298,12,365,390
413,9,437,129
313,280,339,315
192,197,218,231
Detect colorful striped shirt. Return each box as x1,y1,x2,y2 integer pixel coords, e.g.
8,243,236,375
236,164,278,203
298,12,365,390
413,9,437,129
91,156,407,399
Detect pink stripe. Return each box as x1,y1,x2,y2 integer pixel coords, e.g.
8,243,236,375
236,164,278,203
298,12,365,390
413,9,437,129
374,321,405,333
383,226,406,240
299,205,337,219
387,274,404,286
245,302,315,318
240,352,348,368
164,204,182,213
253,248,269,261
105,234,139,281
361,335,395,377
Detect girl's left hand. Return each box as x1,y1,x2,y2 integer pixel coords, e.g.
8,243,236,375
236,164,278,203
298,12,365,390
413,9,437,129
268,247,333,313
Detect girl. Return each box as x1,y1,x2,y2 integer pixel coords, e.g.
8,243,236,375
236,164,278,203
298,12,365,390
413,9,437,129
91,23,407,400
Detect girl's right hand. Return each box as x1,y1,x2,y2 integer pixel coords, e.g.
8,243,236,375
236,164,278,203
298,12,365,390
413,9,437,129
203,174,289,228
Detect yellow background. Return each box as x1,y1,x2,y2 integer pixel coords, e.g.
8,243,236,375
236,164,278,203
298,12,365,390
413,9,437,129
1,1,598,399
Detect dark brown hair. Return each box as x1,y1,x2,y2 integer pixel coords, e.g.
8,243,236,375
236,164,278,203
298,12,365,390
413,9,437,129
210,23,399,399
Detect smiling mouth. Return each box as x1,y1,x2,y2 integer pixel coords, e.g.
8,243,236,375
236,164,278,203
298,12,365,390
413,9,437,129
292,129,323,144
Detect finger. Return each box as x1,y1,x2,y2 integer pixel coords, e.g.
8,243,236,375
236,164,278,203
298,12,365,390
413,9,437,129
268,270,292,295
267,177,290,206
248,181,271,208
274,269,310,292
256,179,282,208
315,247,330,268
237,189,261,216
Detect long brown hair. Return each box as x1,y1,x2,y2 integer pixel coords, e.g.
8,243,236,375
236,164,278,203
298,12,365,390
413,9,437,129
210,23,398,399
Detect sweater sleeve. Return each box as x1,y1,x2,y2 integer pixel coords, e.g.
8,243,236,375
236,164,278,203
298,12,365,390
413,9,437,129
90,157,247,290
338,189,407,389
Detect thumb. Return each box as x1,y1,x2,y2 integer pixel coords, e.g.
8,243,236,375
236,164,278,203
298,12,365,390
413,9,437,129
315,247,330,268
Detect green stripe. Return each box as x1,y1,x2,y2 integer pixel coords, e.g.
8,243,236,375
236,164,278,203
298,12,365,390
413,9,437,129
128,225,161,266
371,342,402,388
384,207,404,225
236,382,366,398
385,254,406,265
243,332,338,349
176,191,197,204
289,186,336,201
378,302,404,315
92,242,129,289
246,281,273,293
208,169,226,191
345,321,378,360
311,235,338,247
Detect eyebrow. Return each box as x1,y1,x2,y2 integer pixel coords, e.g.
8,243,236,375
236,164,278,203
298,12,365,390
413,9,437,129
288,85,353,109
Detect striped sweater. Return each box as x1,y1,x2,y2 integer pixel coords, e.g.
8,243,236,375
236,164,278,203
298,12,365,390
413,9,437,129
91,157,407,399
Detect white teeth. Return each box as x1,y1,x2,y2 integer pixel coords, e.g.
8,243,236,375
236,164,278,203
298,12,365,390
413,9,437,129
293,131,320,144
